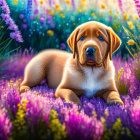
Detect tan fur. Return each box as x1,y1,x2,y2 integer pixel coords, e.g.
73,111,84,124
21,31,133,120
20,21,124,106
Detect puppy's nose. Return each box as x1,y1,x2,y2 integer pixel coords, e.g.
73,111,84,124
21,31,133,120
85,47,95,57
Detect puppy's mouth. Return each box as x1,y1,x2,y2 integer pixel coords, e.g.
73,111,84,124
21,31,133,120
86,56,96,66
86,59,96,65
86,56,102,67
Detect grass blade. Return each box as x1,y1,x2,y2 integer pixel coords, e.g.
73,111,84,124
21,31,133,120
0,39,13,55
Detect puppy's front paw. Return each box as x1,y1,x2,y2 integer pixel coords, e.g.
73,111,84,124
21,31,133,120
106,91,124,106
107,99,124,106
20,86,30,94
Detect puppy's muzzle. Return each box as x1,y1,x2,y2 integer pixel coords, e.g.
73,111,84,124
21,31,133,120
85,47,96,64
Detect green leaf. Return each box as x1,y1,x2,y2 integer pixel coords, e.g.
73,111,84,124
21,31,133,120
0,39,13,55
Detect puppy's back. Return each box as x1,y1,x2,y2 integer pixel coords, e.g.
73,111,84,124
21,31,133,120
25,49,72,88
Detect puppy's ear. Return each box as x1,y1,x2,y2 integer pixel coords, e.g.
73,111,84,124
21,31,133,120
107,27,121,60
67,28,79,59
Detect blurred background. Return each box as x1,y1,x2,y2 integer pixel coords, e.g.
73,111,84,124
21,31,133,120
1,0,140,58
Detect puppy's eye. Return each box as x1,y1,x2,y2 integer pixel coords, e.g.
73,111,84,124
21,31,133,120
98,35,104,41
80,35,85,41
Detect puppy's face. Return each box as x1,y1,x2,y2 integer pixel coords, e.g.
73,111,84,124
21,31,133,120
67,21,121,67
76,25,109,66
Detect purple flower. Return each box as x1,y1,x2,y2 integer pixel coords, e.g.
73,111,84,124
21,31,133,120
1,5,10,14
23,19,27,23
0,0,10,14
10,31,23,42
50,23,55,28
19,14,24,19
109,16,112,20
34,0,37,6
22,24,27,29
0,0,3,5
133,0,140,17
0,0,23,42
60,43,66,50
48,0,52,7
71,0,76,10
29,15,34,20
21,93,51,125
130,99,140,136
8,24,18,31
1,51,140,139
47,15,52,20
0,108,12,140
27,0,32,16
40,17,45,23
10,32,16,39
64,108,104,140
1,13,7,20
34,9,38,15
118,0,124,14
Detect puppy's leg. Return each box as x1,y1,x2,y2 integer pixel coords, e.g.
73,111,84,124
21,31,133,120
55,88,82,106
20,61,45,93
102,91,124,106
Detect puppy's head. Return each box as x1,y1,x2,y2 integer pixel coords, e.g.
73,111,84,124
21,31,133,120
67,21,121,66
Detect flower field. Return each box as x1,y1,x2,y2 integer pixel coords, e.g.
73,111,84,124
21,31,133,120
0,0,140,140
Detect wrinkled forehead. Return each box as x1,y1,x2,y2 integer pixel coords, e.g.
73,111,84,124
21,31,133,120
77,23,109,41
79,24,108,35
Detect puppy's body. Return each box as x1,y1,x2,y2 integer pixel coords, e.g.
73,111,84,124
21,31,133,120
22,50,69,89
21,49,119,104
60,54,115,97
20,21,124,106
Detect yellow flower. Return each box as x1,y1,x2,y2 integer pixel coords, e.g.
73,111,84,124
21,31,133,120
109,10,112,14
80,2,85,7
47,30,54,36
59,13,63,17
112,118,121,130
16,81,19,85
123,14,128,20
135,15,139,20
78,9,82,13
117,67,124,83
104,109,109,117
18,78,21,82
48,11,54,15
120,67,124,71
100,117,106,124
55,4,60,12
117,11,120,14
65,0,70,5
13,0,18,5
49,110,67,140
55,4,59,9
92,111,97,117
127,39,135,45
62,16,65,18
40,0,44,5
101,4,105,9
73,22,76,25
91,12,95,16
129,24,134,29
127,21,134,29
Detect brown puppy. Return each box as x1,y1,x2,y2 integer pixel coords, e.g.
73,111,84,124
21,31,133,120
20,21,124,106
